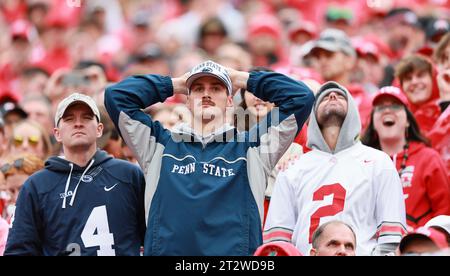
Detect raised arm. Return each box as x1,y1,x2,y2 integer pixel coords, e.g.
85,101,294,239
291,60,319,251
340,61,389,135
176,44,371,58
104,74,188,166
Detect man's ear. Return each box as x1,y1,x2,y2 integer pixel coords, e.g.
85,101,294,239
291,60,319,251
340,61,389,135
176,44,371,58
227,96,234,107
310,248,317,256
97,123,104,138
53,127,62,143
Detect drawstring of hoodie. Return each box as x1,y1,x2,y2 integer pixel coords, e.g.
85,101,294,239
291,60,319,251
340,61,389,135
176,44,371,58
62,159,95,209
69,159,95,207
62,163,74,209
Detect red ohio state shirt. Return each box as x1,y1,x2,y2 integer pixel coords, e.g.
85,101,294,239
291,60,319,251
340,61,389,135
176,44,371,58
393,141,450,228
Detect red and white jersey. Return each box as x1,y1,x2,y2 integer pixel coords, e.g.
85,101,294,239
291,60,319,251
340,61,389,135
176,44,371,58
264,142,407,255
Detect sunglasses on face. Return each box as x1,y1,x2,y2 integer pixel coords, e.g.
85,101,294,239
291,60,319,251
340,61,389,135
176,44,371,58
13,135,40,147
0,158,24,175
374,104,404,113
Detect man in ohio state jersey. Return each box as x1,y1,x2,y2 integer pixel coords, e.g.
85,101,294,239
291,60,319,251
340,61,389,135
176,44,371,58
264,81,407,256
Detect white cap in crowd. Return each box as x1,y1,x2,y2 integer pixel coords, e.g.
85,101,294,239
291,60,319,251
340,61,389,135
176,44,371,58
54,93,100,126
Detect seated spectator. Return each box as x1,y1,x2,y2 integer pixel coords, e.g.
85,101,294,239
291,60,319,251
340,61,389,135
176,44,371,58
310,220,357,256
9,119,53,160
399,226,449,255
362,86,450,228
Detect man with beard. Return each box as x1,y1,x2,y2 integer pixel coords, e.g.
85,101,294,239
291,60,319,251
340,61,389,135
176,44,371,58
263,82,406,256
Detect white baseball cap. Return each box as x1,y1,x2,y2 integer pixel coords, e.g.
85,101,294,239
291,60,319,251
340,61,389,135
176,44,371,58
186,60,233,95
54,93,100,126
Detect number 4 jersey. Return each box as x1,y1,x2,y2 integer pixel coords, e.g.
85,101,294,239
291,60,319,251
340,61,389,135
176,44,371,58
264,142,407,256
5,150,146,256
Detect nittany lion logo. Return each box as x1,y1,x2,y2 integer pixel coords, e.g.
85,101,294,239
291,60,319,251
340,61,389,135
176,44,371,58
202,67,213,73
82,175,93,183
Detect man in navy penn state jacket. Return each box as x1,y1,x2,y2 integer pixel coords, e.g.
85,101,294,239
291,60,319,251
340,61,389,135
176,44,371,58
105,60,314,256
5,93,146,256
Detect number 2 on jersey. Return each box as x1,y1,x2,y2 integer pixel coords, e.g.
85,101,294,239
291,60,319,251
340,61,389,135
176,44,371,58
81,205,116,256
309,183,346,243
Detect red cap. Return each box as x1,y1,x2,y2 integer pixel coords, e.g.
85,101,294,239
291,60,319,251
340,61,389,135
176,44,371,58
44,0,80,29
372,86,410,108
354,39,381,62
248,14,282,40
288,20,318,41
10,19,31,41
253,242,302,256
399,227,449,253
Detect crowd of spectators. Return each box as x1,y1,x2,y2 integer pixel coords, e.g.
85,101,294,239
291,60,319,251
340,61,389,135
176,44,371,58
0,0,449,256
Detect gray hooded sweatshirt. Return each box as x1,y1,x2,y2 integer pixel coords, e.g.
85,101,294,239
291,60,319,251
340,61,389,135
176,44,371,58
264,81,407,256
307,81,361,154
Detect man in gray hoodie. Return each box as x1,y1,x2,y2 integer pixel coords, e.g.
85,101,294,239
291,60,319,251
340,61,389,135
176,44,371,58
263,81,407,256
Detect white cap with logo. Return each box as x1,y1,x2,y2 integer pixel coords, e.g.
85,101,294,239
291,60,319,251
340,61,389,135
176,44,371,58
54,93,100,126
186,60,233,95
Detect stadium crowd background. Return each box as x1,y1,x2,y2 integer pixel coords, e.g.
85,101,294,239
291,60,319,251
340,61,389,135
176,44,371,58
0,0,449,256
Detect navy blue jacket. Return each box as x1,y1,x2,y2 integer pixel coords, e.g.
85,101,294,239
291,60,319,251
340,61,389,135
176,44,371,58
5,150,146,256
105,71,314,255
